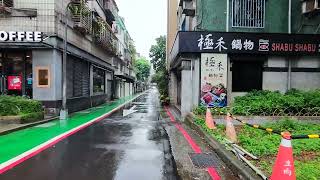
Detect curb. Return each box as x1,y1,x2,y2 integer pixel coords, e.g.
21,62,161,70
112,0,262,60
0,117,58,136
0,91,148,136
185,113,262,180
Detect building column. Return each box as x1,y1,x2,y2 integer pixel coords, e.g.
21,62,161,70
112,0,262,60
181,60,193,118
32,49,62,101
169,71,178,105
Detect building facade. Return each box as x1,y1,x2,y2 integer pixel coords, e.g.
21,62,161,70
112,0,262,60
0,0,136,114
168,0,320,117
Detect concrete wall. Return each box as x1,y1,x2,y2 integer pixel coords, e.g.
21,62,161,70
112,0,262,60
197,0,320,34
291,56,320,90
0,0,55,34
32,49,62,101
181,66,192,117
191,58,200,108
169,71,178,105
166,0,178,67
125,82,130,97
263,56,288,93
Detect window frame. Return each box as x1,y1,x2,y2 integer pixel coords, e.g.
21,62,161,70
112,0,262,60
35,66,50,88
231,0,266,28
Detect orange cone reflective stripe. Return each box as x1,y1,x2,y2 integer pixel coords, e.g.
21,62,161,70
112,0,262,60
205,108,216,130
270,132,296,180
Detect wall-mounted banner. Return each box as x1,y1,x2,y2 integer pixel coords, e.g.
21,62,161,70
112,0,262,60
7,75,22,90
0,31,43,42
177,31,320,55
200,53,228,108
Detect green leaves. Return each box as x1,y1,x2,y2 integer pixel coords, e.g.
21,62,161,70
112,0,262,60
231,90,320,116
149,36,166,74
0,96,43,116
149,35,169,99
134,57,151,81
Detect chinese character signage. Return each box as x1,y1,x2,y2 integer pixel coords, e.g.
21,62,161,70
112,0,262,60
7,76,22,90
178,31,320,55
200,54,228,108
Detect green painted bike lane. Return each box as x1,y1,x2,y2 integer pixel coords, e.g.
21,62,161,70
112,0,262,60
0,94,141,166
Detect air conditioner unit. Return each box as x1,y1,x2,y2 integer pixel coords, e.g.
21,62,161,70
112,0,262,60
302,0,320,14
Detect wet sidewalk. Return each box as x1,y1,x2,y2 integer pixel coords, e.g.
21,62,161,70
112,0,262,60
162,107,239,180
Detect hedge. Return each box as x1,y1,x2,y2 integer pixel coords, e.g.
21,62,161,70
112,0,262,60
0,96,43,116
194,89,320,116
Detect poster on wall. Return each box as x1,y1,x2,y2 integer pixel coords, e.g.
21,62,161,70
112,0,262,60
200,53,228,108
7,76,22,90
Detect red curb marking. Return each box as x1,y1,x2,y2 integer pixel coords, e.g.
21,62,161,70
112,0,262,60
0,98,139,174
164,107,221,180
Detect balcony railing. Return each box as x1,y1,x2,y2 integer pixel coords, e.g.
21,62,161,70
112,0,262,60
94,20,118,55
0,0,13,14
69,3,92,34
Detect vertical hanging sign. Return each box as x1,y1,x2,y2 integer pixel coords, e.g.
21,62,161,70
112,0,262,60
200,53,228,107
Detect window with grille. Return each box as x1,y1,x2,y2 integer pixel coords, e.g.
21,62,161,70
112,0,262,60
232,0,265,28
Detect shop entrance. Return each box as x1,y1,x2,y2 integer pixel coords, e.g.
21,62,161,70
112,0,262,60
0,50,32,97
231,55,265,92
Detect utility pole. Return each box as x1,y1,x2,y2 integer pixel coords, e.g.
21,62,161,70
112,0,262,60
60,2,73,120
287,0,292,91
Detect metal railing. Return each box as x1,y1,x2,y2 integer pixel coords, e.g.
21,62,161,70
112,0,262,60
0,0,13,7
69,3,92,34
0,0,13,14
94,20,118,54
231,0,265,28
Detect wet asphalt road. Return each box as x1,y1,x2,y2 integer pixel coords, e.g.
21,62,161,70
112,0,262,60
1,88,177,180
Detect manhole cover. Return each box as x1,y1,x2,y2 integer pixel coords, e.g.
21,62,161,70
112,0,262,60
189,153,220,168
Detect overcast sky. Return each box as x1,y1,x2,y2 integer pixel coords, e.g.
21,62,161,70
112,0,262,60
115,0,167,59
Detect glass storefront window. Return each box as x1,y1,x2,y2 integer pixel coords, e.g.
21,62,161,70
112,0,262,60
0,51,33,97
93,66,105,94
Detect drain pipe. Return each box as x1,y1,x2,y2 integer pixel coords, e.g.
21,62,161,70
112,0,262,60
190,59,194,107
226,0,229,32
287,0,292,91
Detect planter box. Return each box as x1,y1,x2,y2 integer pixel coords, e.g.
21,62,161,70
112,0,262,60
0,116,20,124
0,112,44,124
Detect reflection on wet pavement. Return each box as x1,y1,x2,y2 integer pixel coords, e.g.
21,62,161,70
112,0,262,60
1,88,178,180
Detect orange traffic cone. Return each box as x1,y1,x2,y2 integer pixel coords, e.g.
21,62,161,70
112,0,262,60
225,113,237,143
270,132,296,180
205,108,216,129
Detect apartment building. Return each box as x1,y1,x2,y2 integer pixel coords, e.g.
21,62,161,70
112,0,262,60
167,0,320,117
0,0,135,114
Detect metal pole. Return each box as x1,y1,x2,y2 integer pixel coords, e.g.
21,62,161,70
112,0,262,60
60,2,71,120
288,0,292,34
226,0,229,32
287,0,292,91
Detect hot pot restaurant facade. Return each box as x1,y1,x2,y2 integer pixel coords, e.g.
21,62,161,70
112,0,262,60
169,31,320,117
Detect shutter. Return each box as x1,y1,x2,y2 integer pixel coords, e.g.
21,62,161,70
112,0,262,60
73,59,83,97
67,57,74,98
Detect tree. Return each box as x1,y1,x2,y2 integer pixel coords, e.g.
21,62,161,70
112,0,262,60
134,57,151,81
149,35,169,103
129,40,137,65
149,35,166,73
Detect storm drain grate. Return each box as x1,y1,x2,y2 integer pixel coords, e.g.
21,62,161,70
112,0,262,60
189,153,220,168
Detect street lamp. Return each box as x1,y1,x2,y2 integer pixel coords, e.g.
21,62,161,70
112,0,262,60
60,2,73,120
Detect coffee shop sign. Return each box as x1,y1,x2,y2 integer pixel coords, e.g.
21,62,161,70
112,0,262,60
0,31,42,42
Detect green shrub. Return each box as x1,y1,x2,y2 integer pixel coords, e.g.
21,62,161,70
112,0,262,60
0,96,43,116
20,112,44,124
230,89,320,116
